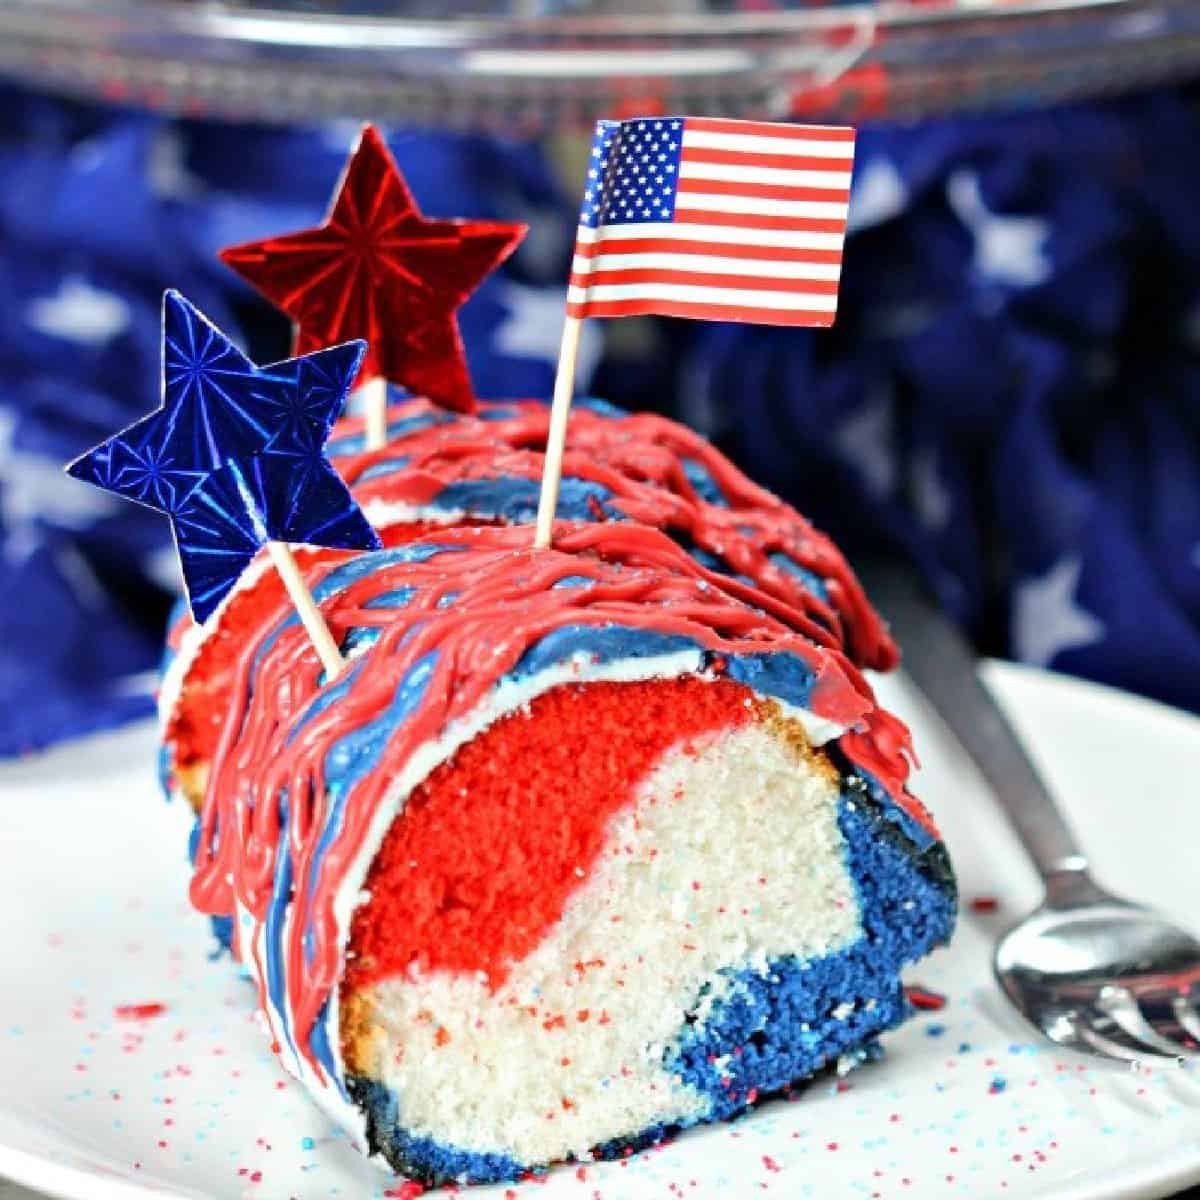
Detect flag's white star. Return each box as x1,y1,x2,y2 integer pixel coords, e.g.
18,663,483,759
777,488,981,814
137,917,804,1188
1013,556,1105,668
947,169,1051,288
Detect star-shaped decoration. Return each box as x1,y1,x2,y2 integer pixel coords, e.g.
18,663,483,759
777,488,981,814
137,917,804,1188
218,124,526,414
67,291,381,622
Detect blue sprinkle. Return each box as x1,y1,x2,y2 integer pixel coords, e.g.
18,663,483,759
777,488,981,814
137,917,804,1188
989,1076,1008,1094
301,1136,315,1150
925,1023,946,1038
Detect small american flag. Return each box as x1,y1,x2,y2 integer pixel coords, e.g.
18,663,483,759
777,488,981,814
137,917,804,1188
568,116,855,327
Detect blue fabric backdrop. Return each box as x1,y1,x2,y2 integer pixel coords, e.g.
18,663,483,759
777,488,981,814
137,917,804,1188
1,87,1198,755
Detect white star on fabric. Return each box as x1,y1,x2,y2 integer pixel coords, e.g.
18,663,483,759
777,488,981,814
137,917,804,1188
1012,556,1105,668
847,157,909,233
835,392,895,497
0,411,118,565
946,169,1052,288
26,277,131,345
493,282,603,386
910,448,951,531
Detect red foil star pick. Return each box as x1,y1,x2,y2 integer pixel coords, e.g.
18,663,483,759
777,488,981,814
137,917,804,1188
219,124,526,413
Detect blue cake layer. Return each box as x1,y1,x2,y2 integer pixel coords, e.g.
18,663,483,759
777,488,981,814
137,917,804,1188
346,784,955,1187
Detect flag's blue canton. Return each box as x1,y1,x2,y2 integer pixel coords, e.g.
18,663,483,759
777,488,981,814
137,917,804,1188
579,118,683,230
66,291,381,622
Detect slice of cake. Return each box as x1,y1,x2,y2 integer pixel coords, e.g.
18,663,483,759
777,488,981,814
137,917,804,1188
188,523,955,1187
159,394,897,818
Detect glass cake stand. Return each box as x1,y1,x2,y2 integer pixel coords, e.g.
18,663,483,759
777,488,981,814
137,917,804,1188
0,0,1197,128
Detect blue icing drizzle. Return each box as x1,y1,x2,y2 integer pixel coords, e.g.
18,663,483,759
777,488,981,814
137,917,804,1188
432,476,621,524
364,586,417,609
308,998,345,1095
682,458,728,507
321,651,438,797
767,551,829,602
326,411,450,457
293,653,440,982
264,796,298,1056
724,652,815,711
476,403,527,422
354,455,412,484
286,660,366,745
252,545,460,676
572,396,626,419
157,743,174,800
552,575,596,590
506,624,698,682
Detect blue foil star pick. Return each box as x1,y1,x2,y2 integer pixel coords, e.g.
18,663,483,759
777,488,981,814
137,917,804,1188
66,290,382,622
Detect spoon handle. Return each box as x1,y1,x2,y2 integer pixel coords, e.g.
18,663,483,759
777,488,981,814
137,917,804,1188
861,561,1091,889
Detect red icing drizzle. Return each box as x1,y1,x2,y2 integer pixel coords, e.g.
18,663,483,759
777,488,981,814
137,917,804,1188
165,397,897,773
188,523,923,1070
337,398,898,672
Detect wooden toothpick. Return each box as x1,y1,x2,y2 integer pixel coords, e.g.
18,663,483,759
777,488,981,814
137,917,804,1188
266,540,345,679
534,315,583,549
362,376,389,451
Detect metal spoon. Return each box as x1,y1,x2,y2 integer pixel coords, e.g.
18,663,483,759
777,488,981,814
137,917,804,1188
863,562,1200,1066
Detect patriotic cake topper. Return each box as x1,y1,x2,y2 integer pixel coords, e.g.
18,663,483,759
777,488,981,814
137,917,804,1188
535,115,856,548
219,124,527,444
569,116,854,325
66,291,380,673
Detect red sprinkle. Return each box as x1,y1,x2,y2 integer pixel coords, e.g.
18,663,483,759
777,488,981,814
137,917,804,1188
763,1155,781,1173
905,986,947,1011
970,896,1000,914
384,1185,425,1199
114,1003,168,1021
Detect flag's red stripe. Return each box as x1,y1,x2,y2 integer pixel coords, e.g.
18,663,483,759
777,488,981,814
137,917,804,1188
686,118,855,143
680,147,855,173
676,178,851,203
574,237,844,265
672,209,848,233
569,268,841,295
566,296,836,326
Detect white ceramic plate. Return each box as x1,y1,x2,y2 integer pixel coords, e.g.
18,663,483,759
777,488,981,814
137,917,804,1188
1,661,1198,1200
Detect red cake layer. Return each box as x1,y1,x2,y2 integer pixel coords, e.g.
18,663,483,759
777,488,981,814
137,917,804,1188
344,676,759,996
